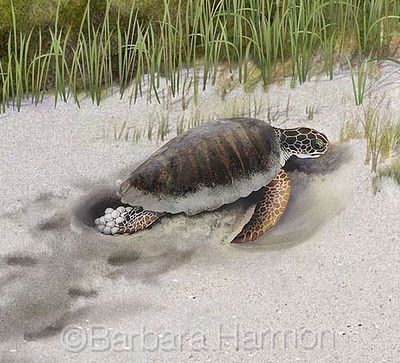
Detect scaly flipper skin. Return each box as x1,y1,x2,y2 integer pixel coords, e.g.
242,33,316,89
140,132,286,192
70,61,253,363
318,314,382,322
116,207,165,234
231,169,291,243
95,206,164,235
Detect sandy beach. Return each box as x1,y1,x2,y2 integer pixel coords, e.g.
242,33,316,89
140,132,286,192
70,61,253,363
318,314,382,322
0,62,399,362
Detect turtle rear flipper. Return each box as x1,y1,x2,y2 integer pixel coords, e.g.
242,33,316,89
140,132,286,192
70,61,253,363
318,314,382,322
231,169,291,243
95,206,164,235
115,207,165,234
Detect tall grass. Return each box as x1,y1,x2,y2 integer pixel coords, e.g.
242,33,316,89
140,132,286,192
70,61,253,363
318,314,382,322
113,92,268,143
348,57,370,106
0,0,399,111
341,95,400,173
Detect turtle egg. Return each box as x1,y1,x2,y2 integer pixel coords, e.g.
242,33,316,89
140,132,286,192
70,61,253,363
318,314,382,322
111,210,120,218
115,216,124,224
126,206,133,212
106,221,115,228
104,214,113,222
97,225,105,232
102,226,112,235
104,207,114,214
111,227,119,234
94,218,100,225
99,216,106,225
117,206,126,213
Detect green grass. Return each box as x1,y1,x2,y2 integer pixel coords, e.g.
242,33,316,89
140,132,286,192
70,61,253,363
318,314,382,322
305,103,319,120
348,57,370,106
339,118,364,142
0,0,399,111
378,155,400,184
373,155,400,194
380,120,400,160
360,96,400,172
112,92,269,143
340,94,400,173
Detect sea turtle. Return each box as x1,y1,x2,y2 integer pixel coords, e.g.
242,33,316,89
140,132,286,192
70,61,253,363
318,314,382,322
95,117,329,243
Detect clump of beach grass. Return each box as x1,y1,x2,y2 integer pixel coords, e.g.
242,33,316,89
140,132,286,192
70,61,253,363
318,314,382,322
1,0,399,111
379,155,400,184
372,156,400,194
340,93,400,180
340,118,364,142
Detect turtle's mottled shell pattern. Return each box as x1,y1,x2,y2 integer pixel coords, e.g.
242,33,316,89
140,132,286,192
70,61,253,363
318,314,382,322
119,117,281,214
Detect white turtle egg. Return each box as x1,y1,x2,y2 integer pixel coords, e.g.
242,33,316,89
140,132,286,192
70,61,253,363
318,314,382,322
105,207,114,214
115,216,124,224
103,226,112,235
97,225,105,232
106,221,115,227
120,212,127,218
111,210,120,218
111,227,119,234
126,206,133,212
117,206,126,213
104,214,113,222
99,216,106,225
94,218,100,225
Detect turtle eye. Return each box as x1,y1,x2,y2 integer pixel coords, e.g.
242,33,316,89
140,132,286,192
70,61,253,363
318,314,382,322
311,139,325,151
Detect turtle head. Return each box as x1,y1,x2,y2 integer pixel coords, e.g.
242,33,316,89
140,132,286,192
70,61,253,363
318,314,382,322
274,127,329,166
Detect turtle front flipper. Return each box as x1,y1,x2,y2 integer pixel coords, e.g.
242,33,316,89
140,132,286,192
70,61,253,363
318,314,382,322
95,206,165,235
231,169,291,243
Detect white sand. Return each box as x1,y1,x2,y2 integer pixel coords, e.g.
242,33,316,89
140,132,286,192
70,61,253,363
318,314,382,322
0,62,399,362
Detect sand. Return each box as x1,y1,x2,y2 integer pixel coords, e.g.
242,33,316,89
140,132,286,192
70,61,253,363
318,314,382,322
0,62,399,363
